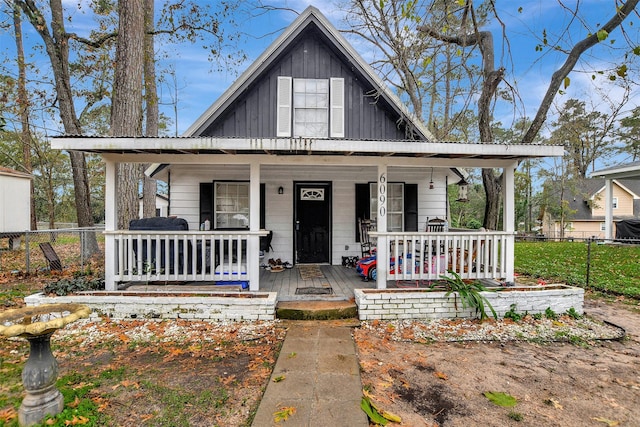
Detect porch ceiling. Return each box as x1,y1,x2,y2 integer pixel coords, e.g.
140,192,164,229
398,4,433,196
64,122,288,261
53,136,563,163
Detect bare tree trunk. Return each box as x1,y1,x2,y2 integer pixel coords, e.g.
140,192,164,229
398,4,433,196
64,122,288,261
16,0,99,254
142,0,158,218
111,0,144,229
13,3,36,230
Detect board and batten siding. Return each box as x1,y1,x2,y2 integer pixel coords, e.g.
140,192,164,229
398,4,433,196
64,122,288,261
167,164,447,265
199,29,409,142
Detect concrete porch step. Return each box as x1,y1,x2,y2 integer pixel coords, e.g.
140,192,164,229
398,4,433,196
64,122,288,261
276,300,359,320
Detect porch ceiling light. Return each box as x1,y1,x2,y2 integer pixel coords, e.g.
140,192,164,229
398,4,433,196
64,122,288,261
456,178,469,202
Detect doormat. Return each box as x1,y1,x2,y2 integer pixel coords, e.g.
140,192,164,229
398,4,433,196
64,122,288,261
298,265,326,280
295,287,333,295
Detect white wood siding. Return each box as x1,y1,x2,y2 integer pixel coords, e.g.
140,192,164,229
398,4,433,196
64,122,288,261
0,174,31,232
167,165,449,265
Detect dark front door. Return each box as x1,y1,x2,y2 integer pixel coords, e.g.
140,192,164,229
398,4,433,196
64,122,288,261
294,182,331,264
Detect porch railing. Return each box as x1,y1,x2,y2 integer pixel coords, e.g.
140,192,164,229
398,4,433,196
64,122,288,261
105,230,266,285
375,231,512,283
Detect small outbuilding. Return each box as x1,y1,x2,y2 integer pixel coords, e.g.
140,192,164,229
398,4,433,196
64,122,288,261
0,167,32,249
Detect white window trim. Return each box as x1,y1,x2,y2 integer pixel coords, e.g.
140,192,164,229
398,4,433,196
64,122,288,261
214,181,250,229
276,76,344,138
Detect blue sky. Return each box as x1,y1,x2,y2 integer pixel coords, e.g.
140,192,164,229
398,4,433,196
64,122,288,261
1,0,638,169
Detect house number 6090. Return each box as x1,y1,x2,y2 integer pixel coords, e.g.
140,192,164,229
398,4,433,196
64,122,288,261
379,173,386,217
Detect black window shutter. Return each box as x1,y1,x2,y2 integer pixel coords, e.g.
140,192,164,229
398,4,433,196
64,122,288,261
260,184,266,229
404,184,418,232
199,183,214,226
355,183,370,241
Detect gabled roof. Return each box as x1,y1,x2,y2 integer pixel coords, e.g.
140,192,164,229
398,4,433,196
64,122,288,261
593,179,640,200
184,6,435,141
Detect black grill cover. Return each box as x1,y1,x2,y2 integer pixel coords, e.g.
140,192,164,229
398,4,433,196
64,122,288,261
615,219,640,240
128,217,191,273
129,217,189,231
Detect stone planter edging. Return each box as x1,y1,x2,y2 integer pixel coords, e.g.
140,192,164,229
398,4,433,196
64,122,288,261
24,291,277,321
354,285,584,321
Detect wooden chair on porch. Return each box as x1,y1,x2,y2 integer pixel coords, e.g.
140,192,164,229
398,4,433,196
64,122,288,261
425,217,446,255
358,218,375,258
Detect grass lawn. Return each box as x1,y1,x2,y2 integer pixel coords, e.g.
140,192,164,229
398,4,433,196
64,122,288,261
515,241,640,298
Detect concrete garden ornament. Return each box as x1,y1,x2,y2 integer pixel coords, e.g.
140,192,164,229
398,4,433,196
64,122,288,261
0,303,91,426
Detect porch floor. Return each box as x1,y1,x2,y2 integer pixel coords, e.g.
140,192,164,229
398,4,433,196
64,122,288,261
124,265,377,301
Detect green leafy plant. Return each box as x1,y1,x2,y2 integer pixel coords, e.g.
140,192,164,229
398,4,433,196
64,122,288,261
44,276,105,296
545,307,558,320
504,304,524,322
566,307,583,319
441,271,497,320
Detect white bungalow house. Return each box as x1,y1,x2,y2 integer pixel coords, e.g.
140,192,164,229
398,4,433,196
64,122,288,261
53,7,562,293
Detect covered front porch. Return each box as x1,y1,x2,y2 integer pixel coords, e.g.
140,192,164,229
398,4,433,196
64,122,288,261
52,136,564,293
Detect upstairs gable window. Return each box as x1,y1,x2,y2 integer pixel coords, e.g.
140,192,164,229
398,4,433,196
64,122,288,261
294,79,328,137
277,76,344,138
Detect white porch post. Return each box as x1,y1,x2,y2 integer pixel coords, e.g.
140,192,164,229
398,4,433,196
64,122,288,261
376,163,388,289
248,163,261,291
604,178,613,241
104,159,117,290
503,162,516,283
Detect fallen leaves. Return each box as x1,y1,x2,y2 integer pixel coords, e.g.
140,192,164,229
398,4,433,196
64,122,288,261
0,407,17,423
434,371,448,380
483,391,518,407
273,406,296,422
544,398,563,410
592,417,620,426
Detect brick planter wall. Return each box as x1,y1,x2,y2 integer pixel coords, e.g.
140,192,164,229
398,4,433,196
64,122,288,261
24,291,277,321
354,285,584,321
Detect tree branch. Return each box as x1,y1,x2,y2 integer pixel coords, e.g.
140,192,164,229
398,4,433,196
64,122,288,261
522,0,640,144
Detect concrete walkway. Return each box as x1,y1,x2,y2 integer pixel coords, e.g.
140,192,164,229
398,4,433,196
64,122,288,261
251,322,369,427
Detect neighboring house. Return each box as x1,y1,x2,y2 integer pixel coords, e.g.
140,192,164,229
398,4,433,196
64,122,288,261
542,178,640,239
138,194,169,218
53,7,562,291
592,161,640,240
0,167,32,249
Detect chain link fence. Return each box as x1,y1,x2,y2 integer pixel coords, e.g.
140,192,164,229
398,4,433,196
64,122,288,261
0,227,105,274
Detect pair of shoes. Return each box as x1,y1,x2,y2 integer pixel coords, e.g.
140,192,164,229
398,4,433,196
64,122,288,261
283,262,293,269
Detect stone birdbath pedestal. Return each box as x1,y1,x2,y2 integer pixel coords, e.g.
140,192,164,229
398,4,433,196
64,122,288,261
0,303,91,426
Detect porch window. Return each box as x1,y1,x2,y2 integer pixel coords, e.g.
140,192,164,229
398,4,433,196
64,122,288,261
277,76,344,138
370,183,404,232
200,183,266,229
215,182,249,229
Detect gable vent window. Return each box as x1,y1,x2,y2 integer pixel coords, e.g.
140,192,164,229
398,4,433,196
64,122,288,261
277,76,344,138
